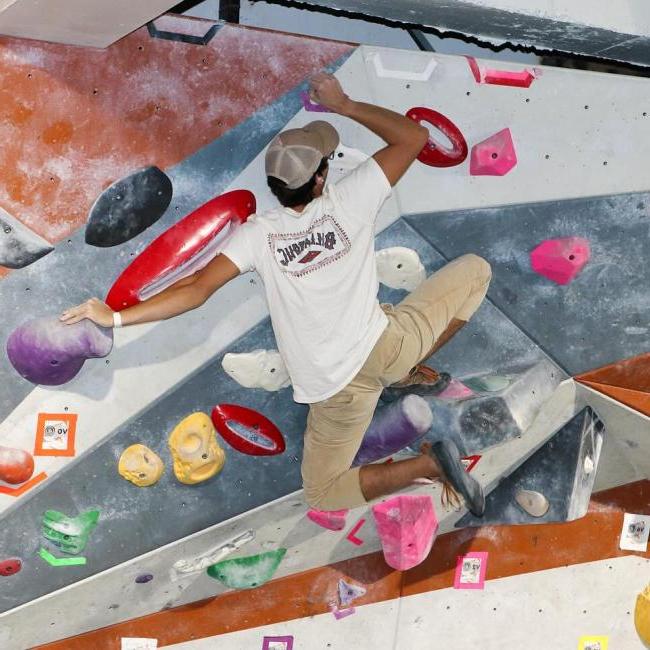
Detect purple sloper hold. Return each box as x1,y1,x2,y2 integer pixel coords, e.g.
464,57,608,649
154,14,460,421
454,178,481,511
6,317,113,386
352,395,433,466
300,90,332,113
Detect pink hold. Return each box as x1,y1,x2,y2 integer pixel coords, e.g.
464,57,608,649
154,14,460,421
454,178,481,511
470,128,517,176
530,237,591,285
372,495,438,571
307,508,349,531
436,379,475,401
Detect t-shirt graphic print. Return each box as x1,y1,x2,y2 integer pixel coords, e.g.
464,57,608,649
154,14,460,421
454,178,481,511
270,215,351,277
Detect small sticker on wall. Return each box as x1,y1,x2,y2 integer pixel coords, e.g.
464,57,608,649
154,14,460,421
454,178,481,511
454,551,488,590
620,513,650,552
577,635,608,650
34,413,77,456
262,636,293,650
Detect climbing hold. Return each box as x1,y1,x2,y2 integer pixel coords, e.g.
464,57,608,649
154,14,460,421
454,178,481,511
106,189,255,310
530,237,591,285
221,349,291,392
135,573,154,584
85,166,173,247
206,548,286,589
469,128,517,176
172,530,254,578
301,90,331,113
353,395,432,466
118,444,164,487
0,205,53,269
375,247,426,292
0,446,34,484
0,558,21,576
406,107,468,168
466,56,536,88
372,495,438,571
38,547,86,567
168,412,225,484
463,374,511,393
635,584,650,646
7,317,113,385
42,509,99,554
338,578,366,607
435,379,475,401
211,404,285,456
306,508,349,531
515,489,550,518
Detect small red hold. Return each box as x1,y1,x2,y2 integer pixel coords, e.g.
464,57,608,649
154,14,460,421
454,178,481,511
211,404,285,456
470,128,517,176
530,237,591,285
0,446,34,484
0,558,22,576
405,107,468,168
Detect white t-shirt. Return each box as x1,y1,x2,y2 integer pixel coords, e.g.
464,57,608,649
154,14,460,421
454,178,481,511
221,157,392,403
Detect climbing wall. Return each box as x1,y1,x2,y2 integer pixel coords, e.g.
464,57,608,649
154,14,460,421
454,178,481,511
1,13,650,649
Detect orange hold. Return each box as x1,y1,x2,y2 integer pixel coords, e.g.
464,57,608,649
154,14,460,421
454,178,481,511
0,445,34,484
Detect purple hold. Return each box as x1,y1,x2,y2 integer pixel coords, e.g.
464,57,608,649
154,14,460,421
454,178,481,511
353,395,433,466
135,573,154,584
6,317,113,386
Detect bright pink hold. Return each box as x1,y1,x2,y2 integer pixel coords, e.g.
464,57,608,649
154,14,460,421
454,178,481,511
470,128,517,176
307,508,349,531
530,237,591,285
372,495,438,571
437,379,475,401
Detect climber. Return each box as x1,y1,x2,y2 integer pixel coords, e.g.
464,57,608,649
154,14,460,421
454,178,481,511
61,72,491,516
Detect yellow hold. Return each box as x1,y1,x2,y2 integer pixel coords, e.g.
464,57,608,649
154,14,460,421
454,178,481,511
118,444,164,487
168,412,225,485
635,584,650,646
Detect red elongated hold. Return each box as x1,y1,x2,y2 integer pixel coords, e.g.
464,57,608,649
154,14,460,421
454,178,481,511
0,446,34,484
106,190,256,310
0,558,22,576
406,107,468,168
211,404,286,456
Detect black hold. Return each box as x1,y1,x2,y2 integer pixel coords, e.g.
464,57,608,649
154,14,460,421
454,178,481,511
85,166,173,247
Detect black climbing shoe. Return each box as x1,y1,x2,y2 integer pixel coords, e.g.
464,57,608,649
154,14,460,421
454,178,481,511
381,365,452,403
430,439,485,517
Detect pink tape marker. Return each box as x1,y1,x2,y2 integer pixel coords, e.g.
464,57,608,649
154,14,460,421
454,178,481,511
346,518,366,546
330,602,356,620
262,636,294,650
454,551,488,590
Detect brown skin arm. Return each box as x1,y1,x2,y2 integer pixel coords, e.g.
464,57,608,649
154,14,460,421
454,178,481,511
309,72,428,186
60,253,240,328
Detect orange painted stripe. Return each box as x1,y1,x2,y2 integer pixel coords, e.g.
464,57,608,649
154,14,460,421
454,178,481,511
0,471,47,496
578,379,650,418
575,352,650,392
37,481,650,649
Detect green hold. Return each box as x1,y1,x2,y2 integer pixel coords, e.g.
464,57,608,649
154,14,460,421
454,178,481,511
463,375,511,393
207,548,286,589
42,509,100,555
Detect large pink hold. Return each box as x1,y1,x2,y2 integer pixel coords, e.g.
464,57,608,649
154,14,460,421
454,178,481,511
530,237,591,285
470,128,517,176
307,508,349,531
372,495,438,571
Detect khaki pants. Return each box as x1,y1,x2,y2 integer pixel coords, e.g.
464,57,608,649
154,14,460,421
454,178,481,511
301,254,492,510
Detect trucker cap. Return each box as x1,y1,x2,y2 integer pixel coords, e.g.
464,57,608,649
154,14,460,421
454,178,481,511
265,120,339,189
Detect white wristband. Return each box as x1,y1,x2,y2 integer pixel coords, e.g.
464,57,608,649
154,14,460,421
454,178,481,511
112,311,123,328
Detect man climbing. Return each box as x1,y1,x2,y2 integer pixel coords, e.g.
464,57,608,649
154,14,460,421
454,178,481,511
61,72,491,517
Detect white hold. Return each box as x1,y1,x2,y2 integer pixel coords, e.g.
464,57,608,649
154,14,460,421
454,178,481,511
222,349,291,391
376,247,426,292
171,529,254,579
583,455,594,475
515,489,550,518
